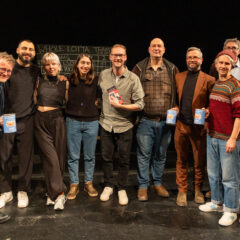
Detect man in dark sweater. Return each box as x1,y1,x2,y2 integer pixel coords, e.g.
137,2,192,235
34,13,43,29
173,47,215,206
0,40,40,209
0,51,15,223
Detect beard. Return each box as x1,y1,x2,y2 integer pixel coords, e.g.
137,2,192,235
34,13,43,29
18,54,34,65
187,63,201,72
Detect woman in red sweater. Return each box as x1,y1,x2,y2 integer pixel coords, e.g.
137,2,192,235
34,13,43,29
199,50,240,226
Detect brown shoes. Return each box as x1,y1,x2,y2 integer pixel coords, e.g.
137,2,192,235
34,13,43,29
194,190,205,204
84,181,98,197
176,192,187,206
137,188,148,201
67,184,79,200
205,191,211,199
152,185,170,197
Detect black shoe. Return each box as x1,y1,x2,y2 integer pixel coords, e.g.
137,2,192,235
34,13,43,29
0,212,10,223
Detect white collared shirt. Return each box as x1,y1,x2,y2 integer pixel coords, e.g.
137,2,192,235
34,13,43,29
231,58,240,80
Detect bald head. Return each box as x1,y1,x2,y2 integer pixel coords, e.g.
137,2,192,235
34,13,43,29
149,38,165,58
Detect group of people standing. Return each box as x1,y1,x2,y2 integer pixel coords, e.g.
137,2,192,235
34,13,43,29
0,37,240,227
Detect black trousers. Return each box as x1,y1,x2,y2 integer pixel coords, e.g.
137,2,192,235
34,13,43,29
100,127,133,190
0,115,34,193
34,110,66,200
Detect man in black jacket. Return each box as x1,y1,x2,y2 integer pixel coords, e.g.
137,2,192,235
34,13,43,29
0,40,40,210
0,51,15,223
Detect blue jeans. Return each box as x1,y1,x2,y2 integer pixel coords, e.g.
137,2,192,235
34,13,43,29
66,117,99,183
207,135,240,212
136,118,172,188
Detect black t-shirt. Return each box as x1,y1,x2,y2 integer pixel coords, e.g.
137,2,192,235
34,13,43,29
37,76,66,108
6,62,40,119
179,70,199,125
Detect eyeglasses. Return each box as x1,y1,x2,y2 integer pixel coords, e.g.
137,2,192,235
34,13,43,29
187,56,200,60
111,54,126,58
0,67,12,76
225,46,239,51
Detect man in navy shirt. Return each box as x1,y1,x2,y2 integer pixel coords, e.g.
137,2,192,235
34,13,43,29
0,51,15,223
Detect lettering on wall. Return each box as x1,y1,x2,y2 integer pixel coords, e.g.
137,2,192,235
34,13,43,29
36,44,111,76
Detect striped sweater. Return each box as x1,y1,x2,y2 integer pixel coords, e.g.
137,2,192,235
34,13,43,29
208,77,240,140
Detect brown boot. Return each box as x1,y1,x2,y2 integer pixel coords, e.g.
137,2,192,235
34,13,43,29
176,192,187,207
152,185,169,197
84,181,98,197
67,184,79,200
195,190,205,204
205,191,211,199
137,188,148,201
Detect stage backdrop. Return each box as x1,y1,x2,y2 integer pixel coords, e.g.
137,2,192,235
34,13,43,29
36,44,111,76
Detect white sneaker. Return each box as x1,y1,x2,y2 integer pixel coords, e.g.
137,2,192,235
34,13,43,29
199,202,222,212
46,197,55,206
54,195,66,211
100,187,113,202
118,190,128,206
218,212,237,226
0,191,13,208
17,191,29,208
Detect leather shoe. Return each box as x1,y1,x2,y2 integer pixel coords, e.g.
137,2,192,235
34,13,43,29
84,182,98,197
176,192,187,207
205,191,211,199
195,190,205,204
152,185,169,197
67,184,79,200
0,212,10,224
137,188,148,201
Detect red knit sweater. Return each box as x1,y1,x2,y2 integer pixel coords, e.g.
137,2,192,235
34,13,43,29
208,77,240,140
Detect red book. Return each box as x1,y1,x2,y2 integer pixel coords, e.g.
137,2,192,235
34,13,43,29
107,86,123,104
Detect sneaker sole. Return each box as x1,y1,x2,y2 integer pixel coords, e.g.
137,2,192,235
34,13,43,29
100,193,113,202
18,203,29,208
119,201,128,206
54,207,64,211
0,197,13,209
199,207,222,212
219,218,237,226
0,215,10,224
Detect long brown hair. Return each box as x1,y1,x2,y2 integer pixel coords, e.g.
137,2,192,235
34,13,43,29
69,54,95,85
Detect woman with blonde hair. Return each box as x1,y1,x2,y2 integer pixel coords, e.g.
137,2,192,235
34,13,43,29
34,52,69,210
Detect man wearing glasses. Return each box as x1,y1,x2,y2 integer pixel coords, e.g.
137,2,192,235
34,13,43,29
98,44,144,205
209,38,240,80
173,47,215,207
0,52,15,223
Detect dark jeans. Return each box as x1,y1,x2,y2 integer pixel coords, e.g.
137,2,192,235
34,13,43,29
34,110,67,200
100,127,133,190
0,115,34,193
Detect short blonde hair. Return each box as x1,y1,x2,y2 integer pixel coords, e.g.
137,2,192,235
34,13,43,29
186,47,203,58
0,52,15,66
42,52,61,71
111,44,127,54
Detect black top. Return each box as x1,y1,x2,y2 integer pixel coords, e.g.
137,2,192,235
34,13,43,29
179,70,199,125
65,77,99,121
37,76,66,108
0,82,6,137
6,62,40,119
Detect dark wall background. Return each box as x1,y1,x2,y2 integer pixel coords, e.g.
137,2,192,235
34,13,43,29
0,0,240,73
